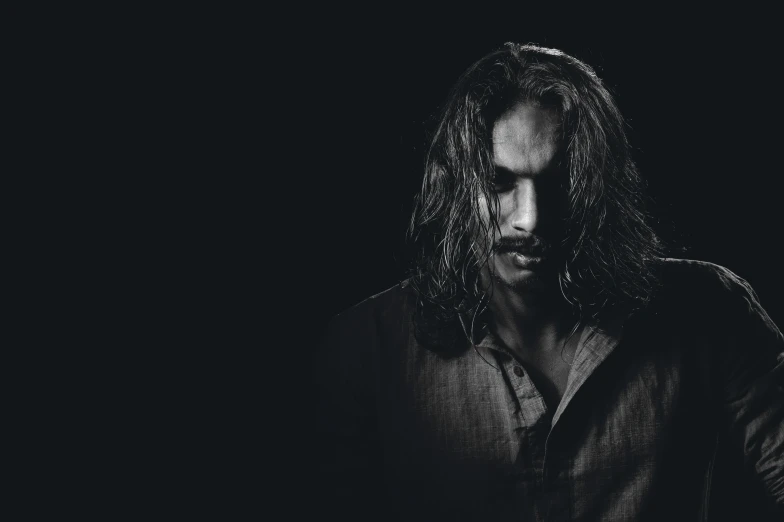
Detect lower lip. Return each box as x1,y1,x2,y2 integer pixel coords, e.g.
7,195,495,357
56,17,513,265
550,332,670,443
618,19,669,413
509,252,545,269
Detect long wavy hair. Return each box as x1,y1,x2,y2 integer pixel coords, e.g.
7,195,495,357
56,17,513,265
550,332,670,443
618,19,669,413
407,43,665,349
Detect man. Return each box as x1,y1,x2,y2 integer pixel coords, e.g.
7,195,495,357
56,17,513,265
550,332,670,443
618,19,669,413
314,43,783,521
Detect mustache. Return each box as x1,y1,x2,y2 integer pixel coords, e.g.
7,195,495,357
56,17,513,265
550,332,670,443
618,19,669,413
493,236,551,256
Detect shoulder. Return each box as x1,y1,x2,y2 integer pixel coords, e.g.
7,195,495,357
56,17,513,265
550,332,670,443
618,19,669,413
654,258,757,307
332,279,415,325
651,258,779,334
314,281,416,391
656,257,749,286
324,279,416,347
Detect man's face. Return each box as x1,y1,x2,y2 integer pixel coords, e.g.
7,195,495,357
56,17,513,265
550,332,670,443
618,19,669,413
478,101,566,292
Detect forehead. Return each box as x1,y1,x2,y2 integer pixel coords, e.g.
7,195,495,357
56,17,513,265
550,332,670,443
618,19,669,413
491,101,560,175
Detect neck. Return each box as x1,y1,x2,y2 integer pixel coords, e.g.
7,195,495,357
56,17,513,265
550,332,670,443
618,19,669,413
485,280,579,357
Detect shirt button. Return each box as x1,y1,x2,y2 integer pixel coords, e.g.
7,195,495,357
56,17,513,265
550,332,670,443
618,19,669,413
513,366,524,377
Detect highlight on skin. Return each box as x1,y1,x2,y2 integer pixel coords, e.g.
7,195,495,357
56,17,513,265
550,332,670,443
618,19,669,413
406,43,665,350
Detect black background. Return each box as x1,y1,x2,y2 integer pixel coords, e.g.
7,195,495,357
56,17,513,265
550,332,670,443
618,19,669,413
19,7,784,519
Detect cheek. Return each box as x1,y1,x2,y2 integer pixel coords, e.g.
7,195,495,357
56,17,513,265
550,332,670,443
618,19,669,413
496,194,514,223
478,193,513,228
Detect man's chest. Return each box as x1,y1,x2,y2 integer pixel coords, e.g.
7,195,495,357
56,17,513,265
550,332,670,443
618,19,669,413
518,351,572,411
377,339,716,484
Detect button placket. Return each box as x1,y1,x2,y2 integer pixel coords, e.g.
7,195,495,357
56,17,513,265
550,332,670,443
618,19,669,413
503,359,548,428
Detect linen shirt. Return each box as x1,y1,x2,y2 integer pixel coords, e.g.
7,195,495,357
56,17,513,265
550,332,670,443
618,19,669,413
314,259,784,521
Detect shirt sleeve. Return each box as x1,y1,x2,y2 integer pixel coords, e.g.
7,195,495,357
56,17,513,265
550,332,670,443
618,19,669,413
312,307,382,519
715,267,784,513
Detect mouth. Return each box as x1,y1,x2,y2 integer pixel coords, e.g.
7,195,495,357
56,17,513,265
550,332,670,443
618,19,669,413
507,251,547,269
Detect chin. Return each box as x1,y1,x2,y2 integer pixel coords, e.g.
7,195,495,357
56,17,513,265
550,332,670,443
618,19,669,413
494,269,550,292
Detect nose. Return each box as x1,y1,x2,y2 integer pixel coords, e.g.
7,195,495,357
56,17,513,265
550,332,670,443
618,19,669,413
509,179,539,233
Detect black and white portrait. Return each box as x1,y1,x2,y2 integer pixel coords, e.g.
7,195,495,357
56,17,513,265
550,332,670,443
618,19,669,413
302,26,784,522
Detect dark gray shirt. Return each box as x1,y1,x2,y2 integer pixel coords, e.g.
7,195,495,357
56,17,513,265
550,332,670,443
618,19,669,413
314,259,784,521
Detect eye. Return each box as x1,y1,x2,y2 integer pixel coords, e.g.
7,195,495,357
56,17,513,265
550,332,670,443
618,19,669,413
490,170,515,192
